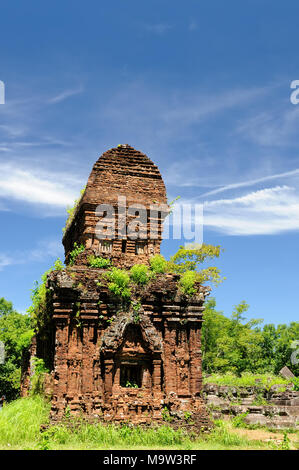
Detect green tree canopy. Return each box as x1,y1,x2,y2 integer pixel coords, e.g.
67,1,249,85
0,298,34,400
202,298,299,376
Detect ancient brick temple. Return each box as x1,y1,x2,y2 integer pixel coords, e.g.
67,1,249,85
22,145,211,429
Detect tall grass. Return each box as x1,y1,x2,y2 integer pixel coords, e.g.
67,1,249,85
40,422,191,449
0,397,267,450
0,396,50,447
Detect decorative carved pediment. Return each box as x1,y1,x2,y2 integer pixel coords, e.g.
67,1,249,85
100,308,162,354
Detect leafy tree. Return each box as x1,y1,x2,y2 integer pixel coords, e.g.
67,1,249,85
0,298,34,400
149,244,225,296
169,244,223,286
202,298,235,373
202,297,299,376
261,322,299,375
202,299,264,374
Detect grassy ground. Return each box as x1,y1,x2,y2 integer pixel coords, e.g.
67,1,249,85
203,372,294,389
0,396,297,450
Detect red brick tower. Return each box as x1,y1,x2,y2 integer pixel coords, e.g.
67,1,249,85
22,145,211,430
63,144,168,268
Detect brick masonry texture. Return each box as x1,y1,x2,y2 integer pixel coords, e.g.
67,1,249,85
62,144,169,268
22,145,212,430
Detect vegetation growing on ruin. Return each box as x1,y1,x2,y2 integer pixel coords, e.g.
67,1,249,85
59,240,223,300
129,264,152,285
125,380,139,389
167,195,181,213
24,241,299,378
132,301,142,323
87,255,111,269
30,357,49,396
24,287,299,384
149,254,168,273
169,244,222,273
99,244,223,302
179,271,197,295
130,245,224,297
105,268,131,300
62,187,86,234
27,258,64,332
168,244,224,294
69,242,85,266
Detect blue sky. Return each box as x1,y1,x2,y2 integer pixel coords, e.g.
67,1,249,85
0,1,299,324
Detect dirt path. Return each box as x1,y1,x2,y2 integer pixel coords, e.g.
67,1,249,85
231,427,299,450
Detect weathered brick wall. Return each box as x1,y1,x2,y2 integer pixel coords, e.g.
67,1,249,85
62,145,168,268
45,268,210,427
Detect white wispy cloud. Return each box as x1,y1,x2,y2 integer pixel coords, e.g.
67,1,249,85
0,202,9,212
160,86,269,126
29,239,63,261
164,158,225,188
1,78,298,241
200,168,299,198
203,185,299,235
235,105,299,147
0,123,27,137
101,81,271,168
0,254,13,271
0,162,81,209
0,238,63,271
48,86,84,104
